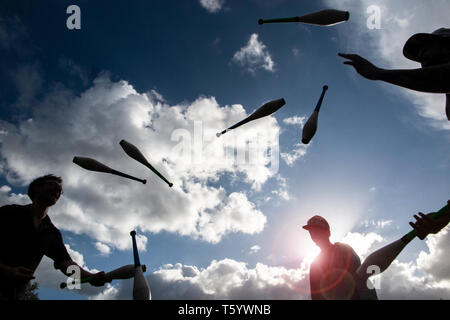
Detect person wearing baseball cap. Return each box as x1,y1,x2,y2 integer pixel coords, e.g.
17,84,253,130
338,28,450,120
303,215,378,300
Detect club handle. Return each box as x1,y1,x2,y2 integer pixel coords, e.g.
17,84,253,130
314,85,328,112
111,169,146,184
258,17,300,24
146,166,173,187
401,204,449,244
216,130,227,137
130,230,141,267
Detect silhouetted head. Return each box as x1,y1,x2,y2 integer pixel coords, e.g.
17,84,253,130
28,174,63,207
303,215,331,249
403,28,450,67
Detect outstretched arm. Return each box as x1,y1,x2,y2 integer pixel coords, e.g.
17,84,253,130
57,260,109,287
339,53,450,94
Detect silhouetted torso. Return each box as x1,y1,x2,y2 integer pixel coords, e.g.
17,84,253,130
0,204,71,300
309,242,378,300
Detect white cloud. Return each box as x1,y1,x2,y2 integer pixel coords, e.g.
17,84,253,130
0,74,279,249
341,231,384,259
199,0,225,13
95,242,111,256
376,260,450,299
325,0,450,130
270,175,290,201
416,227,450,282
232,34,275,74
362,219,393,229
281,143,308,166
0,185,29,205
283,116,305,126
103,259,311,300
249,245,261,254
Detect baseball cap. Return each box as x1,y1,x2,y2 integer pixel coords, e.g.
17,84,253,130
403,28,450,62
302,215,330,231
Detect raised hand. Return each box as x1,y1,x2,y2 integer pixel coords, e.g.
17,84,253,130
338,53,382,80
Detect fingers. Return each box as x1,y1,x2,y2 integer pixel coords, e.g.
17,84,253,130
338,53,359,59
89,271,107,287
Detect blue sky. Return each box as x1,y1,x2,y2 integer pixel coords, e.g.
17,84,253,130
0,0,449,300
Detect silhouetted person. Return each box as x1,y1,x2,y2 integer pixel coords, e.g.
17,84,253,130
339,28,450,120
409,200,450,240
303,215,378,300
0,174,108,300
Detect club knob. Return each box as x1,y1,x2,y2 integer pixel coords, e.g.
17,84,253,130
258,19,264,25
302,139,310,145
216,133,221,138
130,230,136,236
323,85,328,91
168,183,173,187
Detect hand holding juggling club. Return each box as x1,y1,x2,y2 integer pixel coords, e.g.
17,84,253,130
60,264,147,289
356,204,449,280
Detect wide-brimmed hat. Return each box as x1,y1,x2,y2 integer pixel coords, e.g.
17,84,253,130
302,215,330,231
403,28,450,62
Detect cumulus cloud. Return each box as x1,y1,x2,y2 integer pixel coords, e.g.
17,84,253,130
325,0,450,130
199,0,225,13
101,259,311,300
232,34,275,74
0,74,281,249
95,242,111,256
416,227,450,282
0,185,29,205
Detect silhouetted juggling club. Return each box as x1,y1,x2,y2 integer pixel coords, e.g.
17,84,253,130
73,156,146,184
356,204,449,280
119,140,173,187
216,98,286,137
302,85,328,144
130,230,151,300
258,9,350,26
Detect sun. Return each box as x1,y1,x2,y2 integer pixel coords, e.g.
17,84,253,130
303,246,321,266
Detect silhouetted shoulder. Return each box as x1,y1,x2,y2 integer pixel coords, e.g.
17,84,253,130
334,242,358,255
